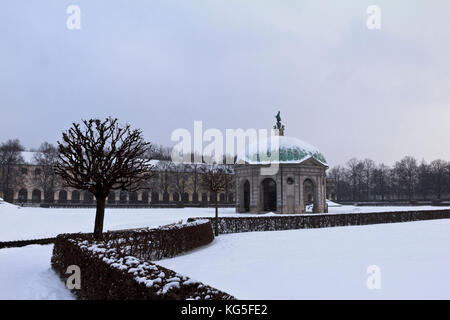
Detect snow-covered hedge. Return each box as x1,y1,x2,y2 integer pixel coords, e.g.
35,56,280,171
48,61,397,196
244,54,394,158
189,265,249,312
187,209,450,234
51,220,234,300
0,237,56,249
95,219,214,261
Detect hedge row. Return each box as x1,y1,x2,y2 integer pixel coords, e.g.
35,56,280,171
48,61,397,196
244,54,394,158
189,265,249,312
0,237,56,249
51,220,234,300
187,209,450,234
101,219,214,261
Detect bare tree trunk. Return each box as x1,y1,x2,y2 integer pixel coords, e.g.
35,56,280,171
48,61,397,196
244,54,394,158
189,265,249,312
94,196,106,239
214,194,219,237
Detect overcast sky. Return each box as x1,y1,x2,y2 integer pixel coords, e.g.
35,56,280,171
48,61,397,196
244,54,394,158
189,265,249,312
1,1,449,166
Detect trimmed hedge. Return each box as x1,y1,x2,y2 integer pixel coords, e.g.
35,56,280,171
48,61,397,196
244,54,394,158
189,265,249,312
51,220,234,300
0,237,56,249
101,219,214,261
187,209,450,234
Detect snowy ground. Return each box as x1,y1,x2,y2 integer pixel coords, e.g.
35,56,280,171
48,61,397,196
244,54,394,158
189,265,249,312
0,203,240,242
158,219,450,299
0,244,74,300
2,199,450,299
1,219,450,299
1,199,449,242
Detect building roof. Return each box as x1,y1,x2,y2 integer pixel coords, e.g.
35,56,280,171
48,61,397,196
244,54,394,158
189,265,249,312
239,135,327,166
150,160,234,173
21,151,37,165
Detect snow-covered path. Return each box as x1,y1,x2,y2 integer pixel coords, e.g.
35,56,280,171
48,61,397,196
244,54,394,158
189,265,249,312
158,219,450,299
0,245,74,300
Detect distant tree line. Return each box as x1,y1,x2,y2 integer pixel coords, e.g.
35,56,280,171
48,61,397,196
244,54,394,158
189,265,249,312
328,156,450,202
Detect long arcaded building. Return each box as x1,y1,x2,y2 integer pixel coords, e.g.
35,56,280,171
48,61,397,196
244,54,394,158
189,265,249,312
0,152,336,208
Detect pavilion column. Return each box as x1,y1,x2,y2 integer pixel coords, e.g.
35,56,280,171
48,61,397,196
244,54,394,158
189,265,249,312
299,177,305,213
276,172,282,213
236,177,242,212
294,174,302,213
250,173,260,213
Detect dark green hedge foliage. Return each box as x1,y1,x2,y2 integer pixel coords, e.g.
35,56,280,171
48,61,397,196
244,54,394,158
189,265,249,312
188,209,450,234
51,220,234,300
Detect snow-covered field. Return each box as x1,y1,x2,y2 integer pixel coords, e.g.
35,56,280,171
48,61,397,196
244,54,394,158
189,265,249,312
2,219,449,300
158,219,450,299
1,199,450,300
0,244,74,300
1,199,449,242
0,202,240,242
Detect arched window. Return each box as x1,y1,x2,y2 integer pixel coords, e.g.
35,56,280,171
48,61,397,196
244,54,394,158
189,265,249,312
304,179,314,205
219,193,225,203
201,192,208,203
182,192,189,203
243,180,250,212
141,191,149,204
84,191,94,204
18,189,28,203
58,190,67,203
119,191,127,204
163,192,169,203
32,189,41,203
172,192,179,202
192,192,199,203
108,191,116,204
261,178,277,212
71,190,80,203
151,192,159,203
129,192,138,204
209,192,217,204
228,193,234,203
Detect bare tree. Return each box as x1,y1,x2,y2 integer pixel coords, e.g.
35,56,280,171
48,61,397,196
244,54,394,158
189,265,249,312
189,163,201,202
394,156,418,200
346,158,365,201
33,142,60,203
363,158,375,200
417,159,431,200
147,144,172,160
155,161,174,203
200,164,234,236
328,165,344,201
329,156,450,202
430,159,448,201
372,163,389,201
55,118,153,238
171,163,190,203
0,139,25,202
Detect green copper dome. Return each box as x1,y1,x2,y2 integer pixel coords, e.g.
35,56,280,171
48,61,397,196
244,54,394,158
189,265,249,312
241,136,327,165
